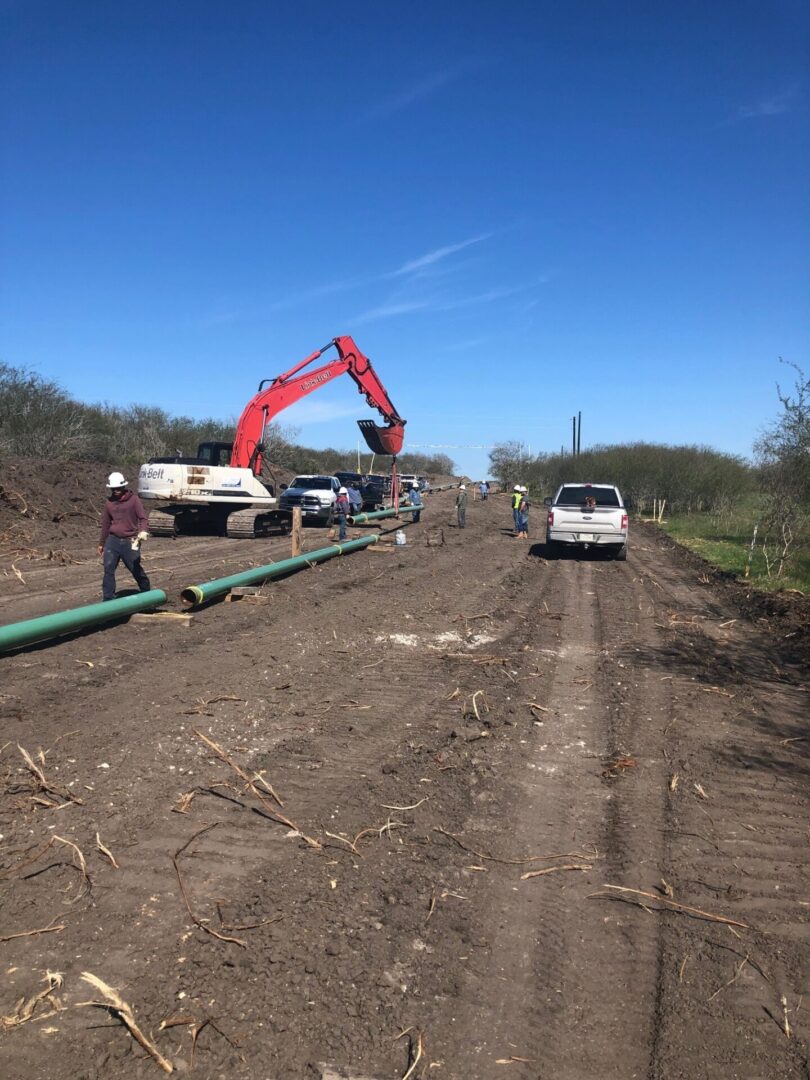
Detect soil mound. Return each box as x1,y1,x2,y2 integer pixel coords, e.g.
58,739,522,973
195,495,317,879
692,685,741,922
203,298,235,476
0,456,111,563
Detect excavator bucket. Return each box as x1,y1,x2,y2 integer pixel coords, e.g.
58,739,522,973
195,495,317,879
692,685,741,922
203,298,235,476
357,419,405,457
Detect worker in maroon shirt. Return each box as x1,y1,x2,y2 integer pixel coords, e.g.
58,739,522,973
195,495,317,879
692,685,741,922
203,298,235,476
97,472,152,601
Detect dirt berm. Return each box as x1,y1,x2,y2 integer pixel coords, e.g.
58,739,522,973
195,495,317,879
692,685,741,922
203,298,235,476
0,470,808,1079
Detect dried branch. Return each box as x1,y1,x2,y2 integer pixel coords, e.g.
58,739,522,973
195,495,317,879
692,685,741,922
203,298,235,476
1,971,63,1029
0,920,65,944
707,954,749,1002
381,798,428,811
95,832,120,869
396,1027,424,1080
590,885,749,928
193,730,319,848
434,827,596,867
172,824,247,948
53,835,91,900
520,863,592,880
78,972,173,1073
17,744,82,805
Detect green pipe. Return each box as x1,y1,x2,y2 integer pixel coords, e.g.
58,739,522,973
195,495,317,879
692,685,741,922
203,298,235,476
0,589,168,654
181,534,379,607
348,506,418,525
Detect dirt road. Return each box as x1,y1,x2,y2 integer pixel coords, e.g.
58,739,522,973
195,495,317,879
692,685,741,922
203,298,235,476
1,488,808,1079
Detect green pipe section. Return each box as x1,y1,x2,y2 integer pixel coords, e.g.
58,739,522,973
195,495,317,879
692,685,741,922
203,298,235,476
0,589,168,654
181,534,379,607
348,505,418,525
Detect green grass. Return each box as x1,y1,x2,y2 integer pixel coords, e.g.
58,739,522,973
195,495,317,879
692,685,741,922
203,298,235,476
656,498,810,594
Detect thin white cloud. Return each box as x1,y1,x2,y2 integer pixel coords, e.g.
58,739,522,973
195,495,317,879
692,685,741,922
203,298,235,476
351,277,548,325
353,300,432,325
393,233,494,276
364,69,459,120
440,278,549,310
266,275,368,313
260,232,494,316
739,85,799,118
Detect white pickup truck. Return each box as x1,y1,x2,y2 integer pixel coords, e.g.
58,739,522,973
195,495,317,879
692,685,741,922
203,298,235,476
545,483,629,560
278,475,340,525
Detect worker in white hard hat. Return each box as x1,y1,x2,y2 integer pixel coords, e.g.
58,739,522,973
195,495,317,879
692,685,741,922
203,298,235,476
514,483,527,533
408,480,423,523
516,486,530,540
333,486,351,542
97,472,152,601
455,483,468,529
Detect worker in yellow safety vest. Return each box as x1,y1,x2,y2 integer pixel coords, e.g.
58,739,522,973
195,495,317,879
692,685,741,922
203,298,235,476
511,485,522,534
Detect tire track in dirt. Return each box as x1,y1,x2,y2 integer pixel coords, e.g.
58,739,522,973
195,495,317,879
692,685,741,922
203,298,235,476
629,537,810,1079
429,550,674,1078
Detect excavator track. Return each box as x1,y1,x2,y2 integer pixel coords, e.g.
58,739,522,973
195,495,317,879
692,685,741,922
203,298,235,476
148,509,179,536
226,509,291,539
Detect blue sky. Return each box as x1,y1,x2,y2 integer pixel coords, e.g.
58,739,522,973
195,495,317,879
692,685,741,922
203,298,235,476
1,1,808,479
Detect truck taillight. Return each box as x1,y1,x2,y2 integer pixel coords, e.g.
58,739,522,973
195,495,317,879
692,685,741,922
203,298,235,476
621,513,628,529
547,511,554,526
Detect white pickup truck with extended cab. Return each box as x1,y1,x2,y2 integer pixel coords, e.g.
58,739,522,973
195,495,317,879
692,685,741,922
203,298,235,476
279,475,340,524
545,483,629,560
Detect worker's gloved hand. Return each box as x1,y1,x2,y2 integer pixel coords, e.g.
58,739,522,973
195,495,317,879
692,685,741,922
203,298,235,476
137,531,149,543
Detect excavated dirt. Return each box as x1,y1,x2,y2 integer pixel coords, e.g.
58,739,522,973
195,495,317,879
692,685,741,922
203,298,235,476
0,472,808,1080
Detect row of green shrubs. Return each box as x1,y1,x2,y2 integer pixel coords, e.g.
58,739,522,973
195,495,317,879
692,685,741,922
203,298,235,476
0,362,454,478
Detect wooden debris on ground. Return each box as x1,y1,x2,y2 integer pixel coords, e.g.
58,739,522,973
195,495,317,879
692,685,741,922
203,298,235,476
130,611,193,624
172,823,247,948
602,755,637,778
0,920,65,944
435,827,596,868
589,884,750,928
17,743,83,807
225,586,271,604
1,972,63,1029
193,730,320,848
78,972,174,1073
520,863,593,880
395,1027,424,1080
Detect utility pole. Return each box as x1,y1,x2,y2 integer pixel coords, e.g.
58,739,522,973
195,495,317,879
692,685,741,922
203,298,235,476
577,411,581,455
572,416,576,455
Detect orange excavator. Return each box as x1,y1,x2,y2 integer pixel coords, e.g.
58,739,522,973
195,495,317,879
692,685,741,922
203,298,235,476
137,336,406,538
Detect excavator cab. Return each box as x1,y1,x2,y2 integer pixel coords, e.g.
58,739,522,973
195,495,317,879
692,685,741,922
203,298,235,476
357,419,405,457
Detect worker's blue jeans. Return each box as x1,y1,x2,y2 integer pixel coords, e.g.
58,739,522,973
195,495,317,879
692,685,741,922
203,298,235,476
102,536,151,601
336,514,347,541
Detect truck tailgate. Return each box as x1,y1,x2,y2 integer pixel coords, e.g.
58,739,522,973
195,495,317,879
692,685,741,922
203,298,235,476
553,508,623,534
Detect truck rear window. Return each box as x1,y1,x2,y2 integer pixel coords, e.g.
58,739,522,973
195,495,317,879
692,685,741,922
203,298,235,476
291,477,334,490
556,486,621,507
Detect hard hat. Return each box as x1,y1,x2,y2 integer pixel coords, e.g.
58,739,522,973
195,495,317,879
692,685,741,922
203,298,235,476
107,472,128,489
459,483,466,489
412,481,420,487
338,486,348,494
513,484,520,491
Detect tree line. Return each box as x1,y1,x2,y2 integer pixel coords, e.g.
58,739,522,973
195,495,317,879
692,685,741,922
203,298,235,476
0,362,455,478
490,363,808,520
489,440,755,513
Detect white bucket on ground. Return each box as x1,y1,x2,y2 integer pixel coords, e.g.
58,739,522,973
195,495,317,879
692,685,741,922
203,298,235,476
395,529,406,546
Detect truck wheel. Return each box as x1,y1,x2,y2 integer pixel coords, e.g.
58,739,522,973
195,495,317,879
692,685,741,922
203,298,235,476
614,544,628,561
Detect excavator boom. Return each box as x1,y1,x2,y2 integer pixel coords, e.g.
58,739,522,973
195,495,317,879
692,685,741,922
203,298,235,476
230,336,406,473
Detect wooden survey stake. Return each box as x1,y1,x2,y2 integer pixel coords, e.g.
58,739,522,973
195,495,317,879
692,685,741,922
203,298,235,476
291,507,302,557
